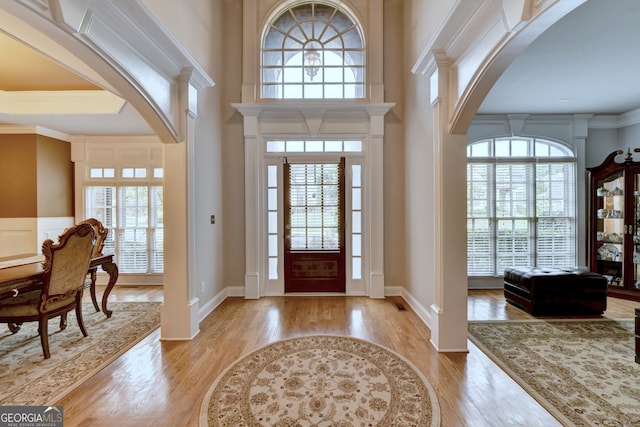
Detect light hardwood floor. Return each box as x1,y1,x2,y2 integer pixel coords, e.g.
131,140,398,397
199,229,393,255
56,287,638,426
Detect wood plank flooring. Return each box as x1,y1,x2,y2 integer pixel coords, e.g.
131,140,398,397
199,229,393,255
53,287,638,426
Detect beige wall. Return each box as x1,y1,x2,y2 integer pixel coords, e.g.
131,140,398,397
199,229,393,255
401,0,440,304
143,0,230,298
382,0,407,288
142,0,443,298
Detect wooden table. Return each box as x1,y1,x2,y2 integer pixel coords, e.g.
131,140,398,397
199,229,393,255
0,254,119,318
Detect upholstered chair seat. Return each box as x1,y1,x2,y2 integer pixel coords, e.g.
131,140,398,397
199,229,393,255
0,290,76,317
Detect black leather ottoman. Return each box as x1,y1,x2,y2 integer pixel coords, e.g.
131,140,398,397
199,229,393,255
503,267,607,315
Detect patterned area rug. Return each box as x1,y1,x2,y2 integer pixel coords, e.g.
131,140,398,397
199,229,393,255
200,335,441,426
0,301,160,405
468,319,640,427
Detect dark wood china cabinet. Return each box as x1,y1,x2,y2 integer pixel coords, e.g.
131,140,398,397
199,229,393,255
588,149,640,302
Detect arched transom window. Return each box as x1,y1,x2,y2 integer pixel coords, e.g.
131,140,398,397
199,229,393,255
261,1,365,99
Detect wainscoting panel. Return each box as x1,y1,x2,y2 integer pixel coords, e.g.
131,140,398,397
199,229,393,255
0,218,38,257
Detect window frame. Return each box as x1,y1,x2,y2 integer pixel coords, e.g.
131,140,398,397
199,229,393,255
467,137,577,277
83,165,164,275
260,1,366,100
262,139,366,288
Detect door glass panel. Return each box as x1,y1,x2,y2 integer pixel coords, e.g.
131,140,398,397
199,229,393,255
595,172,624,287
288,163,340,250
634,173,640,289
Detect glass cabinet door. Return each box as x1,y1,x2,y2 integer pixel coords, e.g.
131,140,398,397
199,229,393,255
595,171,624,287
634,172,640,290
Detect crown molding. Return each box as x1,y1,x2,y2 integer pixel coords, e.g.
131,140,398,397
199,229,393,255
231,102,396,118
0,124,71,141
589,109,640,129
0,90,125,115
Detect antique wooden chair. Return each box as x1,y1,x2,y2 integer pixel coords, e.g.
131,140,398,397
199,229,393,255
0,223,96,359
78,218,109,312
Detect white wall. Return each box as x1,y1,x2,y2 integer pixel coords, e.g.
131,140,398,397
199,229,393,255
401,0,457,323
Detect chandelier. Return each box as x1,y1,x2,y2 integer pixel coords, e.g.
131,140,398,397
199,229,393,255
303,41,322,80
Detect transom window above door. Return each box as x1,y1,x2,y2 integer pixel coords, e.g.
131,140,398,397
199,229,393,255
261,1,365,99
266,139,362,153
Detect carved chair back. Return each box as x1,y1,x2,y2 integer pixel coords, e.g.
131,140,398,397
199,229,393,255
78,218,108,257
41,223,96,311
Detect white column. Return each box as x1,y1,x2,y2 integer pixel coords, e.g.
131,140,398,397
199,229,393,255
243,114,261,299
369,114,385,298
429,61,468,352
573,114,591,268
160,80,200,340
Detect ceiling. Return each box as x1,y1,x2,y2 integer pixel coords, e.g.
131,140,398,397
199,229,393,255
0,32,153,136
478,0,640,115
0,0,638,137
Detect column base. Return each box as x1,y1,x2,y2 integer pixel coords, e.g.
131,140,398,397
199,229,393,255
160,297,200,340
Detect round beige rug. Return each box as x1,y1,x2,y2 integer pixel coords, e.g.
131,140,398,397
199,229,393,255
199,335,441,426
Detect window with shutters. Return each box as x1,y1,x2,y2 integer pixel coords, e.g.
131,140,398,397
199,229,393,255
467,137,576,276
84,166,163,274
287,162,342,250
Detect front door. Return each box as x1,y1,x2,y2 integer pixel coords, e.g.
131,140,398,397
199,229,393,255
284,159,346,293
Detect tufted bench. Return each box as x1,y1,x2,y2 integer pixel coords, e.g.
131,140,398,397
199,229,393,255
503,267,607,315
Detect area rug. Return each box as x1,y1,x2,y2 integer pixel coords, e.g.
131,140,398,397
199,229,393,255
0,301,160,406
468,319,640,427
199,335,441,426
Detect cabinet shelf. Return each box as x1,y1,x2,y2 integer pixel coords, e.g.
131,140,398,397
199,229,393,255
588,150,640,302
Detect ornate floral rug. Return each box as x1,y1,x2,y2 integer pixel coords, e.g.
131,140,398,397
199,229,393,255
199,335,441,426
468,319,640,426
0,301,160,405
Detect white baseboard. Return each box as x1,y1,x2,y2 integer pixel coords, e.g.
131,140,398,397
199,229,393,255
226,286,245,297
397,288,433,331
198,287,229,322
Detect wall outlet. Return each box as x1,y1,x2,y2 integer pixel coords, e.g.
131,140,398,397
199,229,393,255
210,215,215,224
200,281,205,293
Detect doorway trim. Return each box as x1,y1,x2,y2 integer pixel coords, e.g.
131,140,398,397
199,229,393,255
232,103,394,298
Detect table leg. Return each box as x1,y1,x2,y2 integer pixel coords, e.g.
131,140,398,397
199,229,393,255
88,268,100,312
100,260,119,318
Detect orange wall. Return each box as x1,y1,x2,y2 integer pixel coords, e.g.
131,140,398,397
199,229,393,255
37,135,74,217
0,134,73,218
0,135,37,217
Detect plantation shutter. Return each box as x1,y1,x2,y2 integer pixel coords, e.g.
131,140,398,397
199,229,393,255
467,157,576,276
85,184,164,274
535,161,576,267
286,158,344,250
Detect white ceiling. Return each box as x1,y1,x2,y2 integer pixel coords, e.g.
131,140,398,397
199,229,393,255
0,0,637,136
479,0,640,115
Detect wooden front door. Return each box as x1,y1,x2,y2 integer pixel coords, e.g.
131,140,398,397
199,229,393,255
284,159,345,293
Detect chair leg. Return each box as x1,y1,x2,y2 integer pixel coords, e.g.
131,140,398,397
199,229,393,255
75,299,88,337
39,315,50,359
60,313,67,330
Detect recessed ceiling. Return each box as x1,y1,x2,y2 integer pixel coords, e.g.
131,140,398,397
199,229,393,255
0,32,100,91
0,27,152,136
